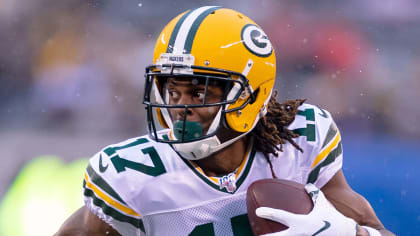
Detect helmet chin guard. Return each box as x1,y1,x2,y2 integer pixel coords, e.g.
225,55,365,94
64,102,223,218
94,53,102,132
173,129,250,160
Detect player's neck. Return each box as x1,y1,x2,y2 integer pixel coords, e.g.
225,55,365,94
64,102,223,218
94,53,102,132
192,136,250,177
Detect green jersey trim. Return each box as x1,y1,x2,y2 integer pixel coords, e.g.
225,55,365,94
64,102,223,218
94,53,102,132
307,141,343,184
83,180,145,231
86,164,126,204
322,122,338,149
179,144,256,194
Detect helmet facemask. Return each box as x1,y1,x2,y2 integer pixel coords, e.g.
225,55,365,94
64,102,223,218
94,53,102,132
143,63,255,160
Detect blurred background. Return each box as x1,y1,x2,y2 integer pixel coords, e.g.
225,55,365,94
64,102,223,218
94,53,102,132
0,0,419,235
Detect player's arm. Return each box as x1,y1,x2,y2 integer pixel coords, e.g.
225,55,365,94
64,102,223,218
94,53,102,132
55,206,120,236
322,170,395,236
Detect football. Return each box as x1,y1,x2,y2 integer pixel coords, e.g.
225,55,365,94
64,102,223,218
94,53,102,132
246,179,314,235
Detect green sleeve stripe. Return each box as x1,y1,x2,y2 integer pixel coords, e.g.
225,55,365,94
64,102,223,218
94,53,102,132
322,122,338,149
307,141,343,184
103,138,149,156
86,164,126,204
83,180,145,232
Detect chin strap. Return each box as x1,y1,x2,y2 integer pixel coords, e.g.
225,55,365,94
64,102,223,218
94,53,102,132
173,130,250,160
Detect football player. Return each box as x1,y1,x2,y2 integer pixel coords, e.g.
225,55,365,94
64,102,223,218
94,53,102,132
56,6,394,236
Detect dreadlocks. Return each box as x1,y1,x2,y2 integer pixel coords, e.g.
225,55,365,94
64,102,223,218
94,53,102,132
250,90,305,178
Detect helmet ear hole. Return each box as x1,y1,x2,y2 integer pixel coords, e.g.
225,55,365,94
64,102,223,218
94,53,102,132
225,79,275,133
249,88,259,104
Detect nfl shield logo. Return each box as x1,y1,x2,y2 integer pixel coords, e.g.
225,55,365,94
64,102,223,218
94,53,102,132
219,173,237,193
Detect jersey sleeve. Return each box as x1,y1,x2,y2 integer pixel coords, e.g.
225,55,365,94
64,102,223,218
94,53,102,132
83,148,145,235
83,135,173,235
306,105,343,188
289,104,343,189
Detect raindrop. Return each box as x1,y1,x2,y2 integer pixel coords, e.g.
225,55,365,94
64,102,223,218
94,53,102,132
114,96,124,102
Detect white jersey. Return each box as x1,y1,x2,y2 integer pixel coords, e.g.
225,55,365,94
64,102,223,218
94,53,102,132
83,104,343,236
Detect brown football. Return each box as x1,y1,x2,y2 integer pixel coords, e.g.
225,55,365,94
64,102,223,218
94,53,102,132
246,178,314,235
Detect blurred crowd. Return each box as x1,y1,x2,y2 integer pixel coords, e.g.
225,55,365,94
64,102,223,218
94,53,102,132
1,0,419,137
0,0,419,194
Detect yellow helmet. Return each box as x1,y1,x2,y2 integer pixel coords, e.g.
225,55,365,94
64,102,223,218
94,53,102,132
143,6,276,160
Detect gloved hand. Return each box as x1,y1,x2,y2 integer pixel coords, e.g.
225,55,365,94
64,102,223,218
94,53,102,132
256,184,357,236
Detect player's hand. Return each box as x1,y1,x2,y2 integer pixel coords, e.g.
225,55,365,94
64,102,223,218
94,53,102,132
255,184,357,236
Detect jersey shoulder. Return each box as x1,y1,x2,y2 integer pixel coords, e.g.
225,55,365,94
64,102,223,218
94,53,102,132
288,103,335,144
287,103,343,187
83,133,178,235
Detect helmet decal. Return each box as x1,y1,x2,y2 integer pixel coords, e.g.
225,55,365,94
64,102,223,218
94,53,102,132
241,24,273,57
167,6,221,54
